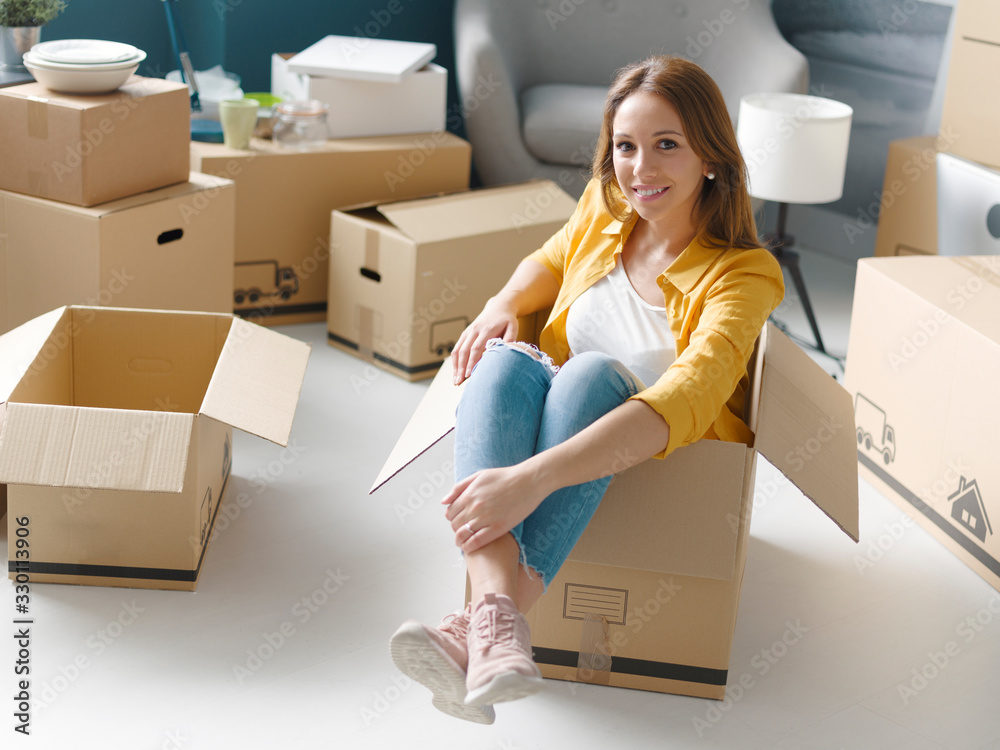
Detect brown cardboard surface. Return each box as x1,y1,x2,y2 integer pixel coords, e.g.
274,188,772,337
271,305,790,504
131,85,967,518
0,173,235,336
0,77,190,206
754,324,860,541
939,0,1000,168
874,136,940,257
0,305,309,590
844,256,1000,590
190,132,471,325
328,180,577,380
374,322,859,697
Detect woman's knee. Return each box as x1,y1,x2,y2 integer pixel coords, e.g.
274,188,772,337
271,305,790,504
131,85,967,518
555,351,642,396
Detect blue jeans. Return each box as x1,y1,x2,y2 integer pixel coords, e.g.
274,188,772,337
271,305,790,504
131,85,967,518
454,341,643,589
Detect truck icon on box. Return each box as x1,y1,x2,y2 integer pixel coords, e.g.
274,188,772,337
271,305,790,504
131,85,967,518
234,260,300,306
855,393,895,465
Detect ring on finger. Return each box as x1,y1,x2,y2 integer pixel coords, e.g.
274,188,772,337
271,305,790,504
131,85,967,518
463,522,474,537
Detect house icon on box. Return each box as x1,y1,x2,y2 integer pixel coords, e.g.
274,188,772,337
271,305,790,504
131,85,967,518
949,477,992,543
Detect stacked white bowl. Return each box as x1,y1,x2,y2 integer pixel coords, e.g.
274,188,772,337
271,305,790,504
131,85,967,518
23,39,146,94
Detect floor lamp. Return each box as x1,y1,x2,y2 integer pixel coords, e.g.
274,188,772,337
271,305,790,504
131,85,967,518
736,93,853,355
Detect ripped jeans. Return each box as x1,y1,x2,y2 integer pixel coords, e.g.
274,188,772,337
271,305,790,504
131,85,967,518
454,340,643,589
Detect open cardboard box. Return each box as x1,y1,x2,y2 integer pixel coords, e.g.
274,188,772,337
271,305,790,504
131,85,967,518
372,320,859,698
844,255,1000,590
327,180,578,381
0,305,310,590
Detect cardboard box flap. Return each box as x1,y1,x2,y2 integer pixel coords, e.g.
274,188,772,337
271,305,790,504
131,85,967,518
377,181,578,245
370,360,463,493
0,403,194,492
0,307,69,403
754,324,860,541
200,318,311,446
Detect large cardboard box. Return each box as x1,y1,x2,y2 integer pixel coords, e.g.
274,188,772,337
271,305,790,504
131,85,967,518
271,53,447,139
327,181,578,381
0,76,190,207
0,172,235,336
874,136,940,258
372,322,859,698
190,133,471,326
939,0,1000,169
844,255,1000,590
0,305,310,590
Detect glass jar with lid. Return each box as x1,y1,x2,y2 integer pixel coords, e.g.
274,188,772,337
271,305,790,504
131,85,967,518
272,100,330,150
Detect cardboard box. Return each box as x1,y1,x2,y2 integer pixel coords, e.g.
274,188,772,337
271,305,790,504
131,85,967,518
372,322,859,698
327,180,578,381
190,133,471,326
272,53,447,139
0,172,235,336
844,255,1000,590
874,136,940,258
939,0,1000,168
0,305,310,590
0,76,190,207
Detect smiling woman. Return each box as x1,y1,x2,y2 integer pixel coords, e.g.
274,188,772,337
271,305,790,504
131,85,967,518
389,55,785,724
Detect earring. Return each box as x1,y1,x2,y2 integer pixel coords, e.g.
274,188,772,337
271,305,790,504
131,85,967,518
706,172,716,180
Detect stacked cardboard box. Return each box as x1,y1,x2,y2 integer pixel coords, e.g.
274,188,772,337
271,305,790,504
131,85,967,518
190,132,471,326
876,0,1000,258
0,76,236,334
271,36,447,139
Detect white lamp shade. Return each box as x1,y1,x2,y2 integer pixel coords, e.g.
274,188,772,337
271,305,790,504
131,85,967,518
737,93,853,204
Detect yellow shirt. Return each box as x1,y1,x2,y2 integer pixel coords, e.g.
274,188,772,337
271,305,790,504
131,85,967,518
527,179,785,460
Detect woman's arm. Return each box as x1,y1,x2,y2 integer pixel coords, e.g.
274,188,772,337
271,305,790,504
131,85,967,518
443,399,669,553
450,258,561,384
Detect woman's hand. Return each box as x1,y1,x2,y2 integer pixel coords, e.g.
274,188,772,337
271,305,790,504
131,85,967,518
449,295,520,385
442,464,548,554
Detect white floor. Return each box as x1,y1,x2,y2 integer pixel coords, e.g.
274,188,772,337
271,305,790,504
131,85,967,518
3,243,1000,750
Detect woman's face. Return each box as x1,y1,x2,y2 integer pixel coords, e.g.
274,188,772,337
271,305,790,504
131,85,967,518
611,90,711,228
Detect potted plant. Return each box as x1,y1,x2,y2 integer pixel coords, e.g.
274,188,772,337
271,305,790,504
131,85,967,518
0,0,67,71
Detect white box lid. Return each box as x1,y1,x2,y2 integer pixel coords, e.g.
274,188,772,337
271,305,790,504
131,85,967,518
286,35,437,83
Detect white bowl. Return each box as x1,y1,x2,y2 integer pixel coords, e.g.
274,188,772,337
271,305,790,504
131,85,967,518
24,57,142,94
23,49,145,71
31,39,141,65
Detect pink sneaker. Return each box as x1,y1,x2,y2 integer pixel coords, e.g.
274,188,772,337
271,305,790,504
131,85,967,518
464,593,544,707
389,606,495,724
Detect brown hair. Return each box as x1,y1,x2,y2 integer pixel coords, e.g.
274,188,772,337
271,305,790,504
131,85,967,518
592,56,759,251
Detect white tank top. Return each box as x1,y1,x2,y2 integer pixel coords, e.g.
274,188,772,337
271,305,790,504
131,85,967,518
565,258,676,388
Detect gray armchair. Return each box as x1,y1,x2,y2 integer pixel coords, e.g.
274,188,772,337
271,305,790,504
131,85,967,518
454,0,809,197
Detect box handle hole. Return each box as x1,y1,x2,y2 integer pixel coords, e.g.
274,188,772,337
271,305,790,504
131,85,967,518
158,228,184,245
360,267,381,282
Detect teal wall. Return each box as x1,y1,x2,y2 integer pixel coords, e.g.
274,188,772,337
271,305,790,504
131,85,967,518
42,0,460,131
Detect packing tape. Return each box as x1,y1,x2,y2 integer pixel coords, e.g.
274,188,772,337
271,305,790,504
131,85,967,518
358,305,375,362
363,227,380,274
26,96,49,139
575,613,612,685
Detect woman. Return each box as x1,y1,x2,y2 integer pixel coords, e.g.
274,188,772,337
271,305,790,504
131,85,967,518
389,55,784,724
